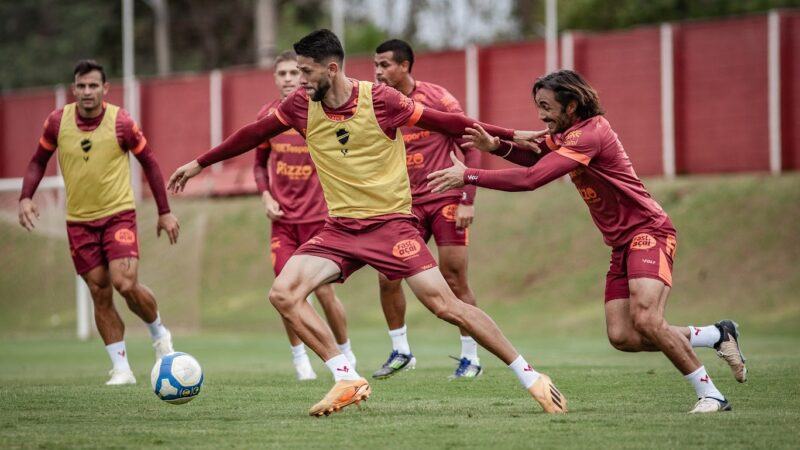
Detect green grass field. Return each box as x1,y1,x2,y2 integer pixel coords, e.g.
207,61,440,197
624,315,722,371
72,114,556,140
1,173,799,448
1,332,798,449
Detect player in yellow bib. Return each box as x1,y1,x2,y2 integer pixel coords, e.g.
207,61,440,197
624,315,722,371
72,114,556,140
19,60,180,386
168,30,566,416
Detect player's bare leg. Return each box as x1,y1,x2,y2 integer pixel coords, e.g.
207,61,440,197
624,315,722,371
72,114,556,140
269,254,369,416
405,268,566,413
439,245,481,378
314,283,356,368
109,257,174,359
82,265,135,385
605,278,731,413
281,317,317,380
373,274,416,379
606,286,747,383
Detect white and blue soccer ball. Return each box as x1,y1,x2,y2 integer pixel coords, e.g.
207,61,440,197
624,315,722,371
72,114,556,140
151,352,204,404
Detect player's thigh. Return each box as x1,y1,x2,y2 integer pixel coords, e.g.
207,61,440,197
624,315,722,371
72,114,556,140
273,254,342,298
404,267,459,316
82,264,112,293
108,256,140,289
437,245,469,281
628,277,670,321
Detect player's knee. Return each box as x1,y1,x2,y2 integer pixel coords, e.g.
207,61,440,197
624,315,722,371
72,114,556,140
112,278,137,297
607,330,641,352
631,311,661,339
268,284,299,312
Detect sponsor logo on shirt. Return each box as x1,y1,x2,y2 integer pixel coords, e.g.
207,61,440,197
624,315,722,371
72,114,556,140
392,239,421,260
466,174,479,182
272,142,308,154
666,235,677,258
406,152,424,168
403,130,431,144
114,228,136,245
579,187,600,204
564,130,582,146
276,161,313,180
630,233,656,250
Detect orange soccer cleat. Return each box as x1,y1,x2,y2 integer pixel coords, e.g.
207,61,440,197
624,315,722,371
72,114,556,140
308,377,371,417
527,373,567,414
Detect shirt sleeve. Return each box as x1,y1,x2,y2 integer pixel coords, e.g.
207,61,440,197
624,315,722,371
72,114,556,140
197,113,290,167
132,144,171,214
553,127,598,166
462,151,580,192
116,108,147,154
39,110,61,151
253,145,271,193
374,84,417,130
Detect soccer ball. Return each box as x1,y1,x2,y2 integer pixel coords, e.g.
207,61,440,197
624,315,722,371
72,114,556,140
150,352,204,404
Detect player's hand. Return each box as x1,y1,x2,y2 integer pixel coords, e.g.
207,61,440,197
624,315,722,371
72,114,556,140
513,129,549,144
461,123,500,152
455,203,474,230
167,160,203,194
18,198,39,231
261,191,284,221
157,213,180,245
428,152,466,193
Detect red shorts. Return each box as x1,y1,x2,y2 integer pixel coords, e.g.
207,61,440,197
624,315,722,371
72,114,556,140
605,219,678,302
270,220,325,275
295,215,438,281
66,209,139,274
412,197,468,246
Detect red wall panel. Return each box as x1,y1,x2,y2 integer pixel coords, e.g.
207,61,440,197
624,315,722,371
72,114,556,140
139,74,211,176
782,12,800,170
478,41,546,169
674,16,769,174
222,68,275,137
413,50,467,106
1,90,56,178
574,28,663,176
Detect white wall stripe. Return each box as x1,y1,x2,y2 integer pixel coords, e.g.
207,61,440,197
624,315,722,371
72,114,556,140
768,10,782,175
209,69,223,173
660,23,676,180
465,44,479,119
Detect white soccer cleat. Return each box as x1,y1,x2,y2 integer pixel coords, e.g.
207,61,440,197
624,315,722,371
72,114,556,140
689,397,732,413
106,368,136,385
295,359,317,381
153,331,174,360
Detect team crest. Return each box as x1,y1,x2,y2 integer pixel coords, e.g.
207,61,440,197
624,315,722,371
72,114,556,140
336,128,350,145
564,130,582,146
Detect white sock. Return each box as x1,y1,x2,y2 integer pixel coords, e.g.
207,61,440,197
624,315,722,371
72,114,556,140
508,355,540,389
684,365,725,400
105,341,131,372
291,343,308,364
389,325,411,355
337,339,357,367
146,313,169,341
460,336,479,363
324,354,360,381
688,325,721,348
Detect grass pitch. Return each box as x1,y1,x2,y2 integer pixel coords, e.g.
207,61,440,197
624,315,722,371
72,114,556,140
1,331,798,449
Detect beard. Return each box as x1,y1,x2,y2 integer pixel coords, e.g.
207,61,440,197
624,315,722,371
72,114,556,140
311,77,331,102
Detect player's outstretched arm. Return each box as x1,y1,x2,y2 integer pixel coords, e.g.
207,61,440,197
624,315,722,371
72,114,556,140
462,124,549,167
429,151,579,193
168,114,290,194
415,107,516,141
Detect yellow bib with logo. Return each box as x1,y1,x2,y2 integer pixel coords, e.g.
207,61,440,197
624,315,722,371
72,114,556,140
57,103,135,221
305,81,411,218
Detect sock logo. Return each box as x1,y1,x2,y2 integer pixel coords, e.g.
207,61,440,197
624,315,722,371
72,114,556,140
336,366,350,373
117,350,126,357
700,375,709,383
694,328,701,336
523,364,534,372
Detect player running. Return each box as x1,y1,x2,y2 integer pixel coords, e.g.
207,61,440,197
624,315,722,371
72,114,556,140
372,39,483,380
18,60,179,386
254,50,356,380
169,29,566,417
428,69,747,413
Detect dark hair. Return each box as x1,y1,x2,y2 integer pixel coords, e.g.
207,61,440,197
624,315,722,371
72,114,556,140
274,50,297,66
293,29,344,64
375,39,415,73
73,59,106,83
532,70,603,120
